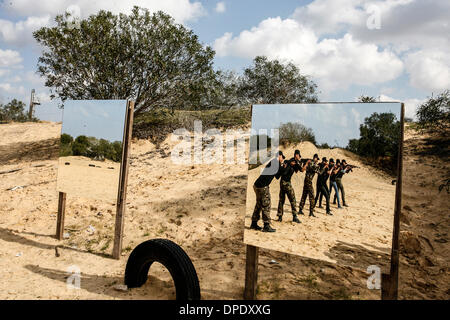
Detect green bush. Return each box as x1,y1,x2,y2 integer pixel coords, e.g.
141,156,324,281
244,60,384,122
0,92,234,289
0,99,37,122
416,91,450,131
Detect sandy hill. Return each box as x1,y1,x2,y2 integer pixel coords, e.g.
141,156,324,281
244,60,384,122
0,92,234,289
0,122,448,300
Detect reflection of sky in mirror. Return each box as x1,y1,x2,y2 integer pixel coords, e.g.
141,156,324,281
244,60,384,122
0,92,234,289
61,100,127,142
252,103,402,147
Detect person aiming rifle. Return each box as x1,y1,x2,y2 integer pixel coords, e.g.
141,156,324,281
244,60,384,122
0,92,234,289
328,159,342,209
332,159,353,207
277,149,302,223
250,151,286,233
299,153,320,217
315,157,333,215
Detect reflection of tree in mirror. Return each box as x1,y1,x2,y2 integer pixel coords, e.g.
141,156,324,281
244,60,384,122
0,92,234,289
60,134,122,162
347,112,401,175
279,122,316,147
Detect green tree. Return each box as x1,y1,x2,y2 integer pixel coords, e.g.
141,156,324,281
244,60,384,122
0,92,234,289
0,99,31,122
33,7,217,115
416,90,450,131
240,56,318,104
279,122,316,146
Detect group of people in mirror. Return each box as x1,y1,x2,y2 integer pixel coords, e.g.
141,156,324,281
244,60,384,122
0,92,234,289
250,150,357,233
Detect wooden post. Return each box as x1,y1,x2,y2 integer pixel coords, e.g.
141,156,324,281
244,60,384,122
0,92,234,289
56,192,66,240
244,245,259,300
383,102,405,300
112,100,134,259
28,89,35,121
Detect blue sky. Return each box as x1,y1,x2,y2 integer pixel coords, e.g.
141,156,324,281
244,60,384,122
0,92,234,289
0,0,448,121
61,100,127,142
251,102,402,147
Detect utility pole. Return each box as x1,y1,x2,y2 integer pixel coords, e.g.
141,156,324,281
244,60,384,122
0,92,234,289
28,89,40,121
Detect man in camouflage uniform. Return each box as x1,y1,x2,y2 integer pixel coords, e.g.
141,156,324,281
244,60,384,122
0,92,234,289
314,157,333,215
299,153,320,217
277,149,302,223
250,151,286,233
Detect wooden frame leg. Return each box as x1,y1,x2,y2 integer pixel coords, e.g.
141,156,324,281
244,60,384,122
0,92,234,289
244,245,259,300
56,192,66,240
112,100,134,260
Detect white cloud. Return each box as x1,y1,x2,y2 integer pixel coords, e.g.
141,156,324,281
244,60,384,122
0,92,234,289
23,71,45,86
379,94,425,120
214,17,403,91
1,0,206,24
0,49,23,67
405,49,450,93
0,15,51,47
215,2,226,13
0,1,206,47
291,0,366,36
291,0,449,53
349,0,449,53
0,69,10,77
291,0,450,93
0,82,26,95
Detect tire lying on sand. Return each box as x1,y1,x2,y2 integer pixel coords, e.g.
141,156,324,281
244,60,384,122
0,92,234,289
124,238,201,300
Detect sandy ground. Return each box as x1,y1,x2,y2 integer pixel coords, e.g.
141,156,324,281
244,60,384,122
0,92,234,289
244,143,394,270
57,156,120,202
0,122,448,300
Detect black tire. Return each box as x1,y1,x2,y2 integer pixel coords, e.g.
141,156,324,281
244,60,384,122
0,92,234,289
124,239,201,300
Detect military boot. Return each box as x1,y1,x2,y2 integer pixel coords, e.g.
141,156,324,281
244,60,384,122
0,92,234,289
250,221,262,231
277,215,282,222
299,209,305,215
309,211,317,218
293,215,301,223
262,223,276,232
326,211,333,216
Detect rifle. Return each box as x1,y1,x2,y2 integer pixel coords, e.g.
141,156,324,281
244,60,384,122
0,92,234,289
299,158,313,165
344,164,359,172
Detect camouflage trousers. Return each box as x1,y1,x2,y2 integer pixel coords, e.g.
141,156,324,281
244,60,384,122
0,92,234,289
299,178,315,214
252,185,271,223
277,180,297,217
